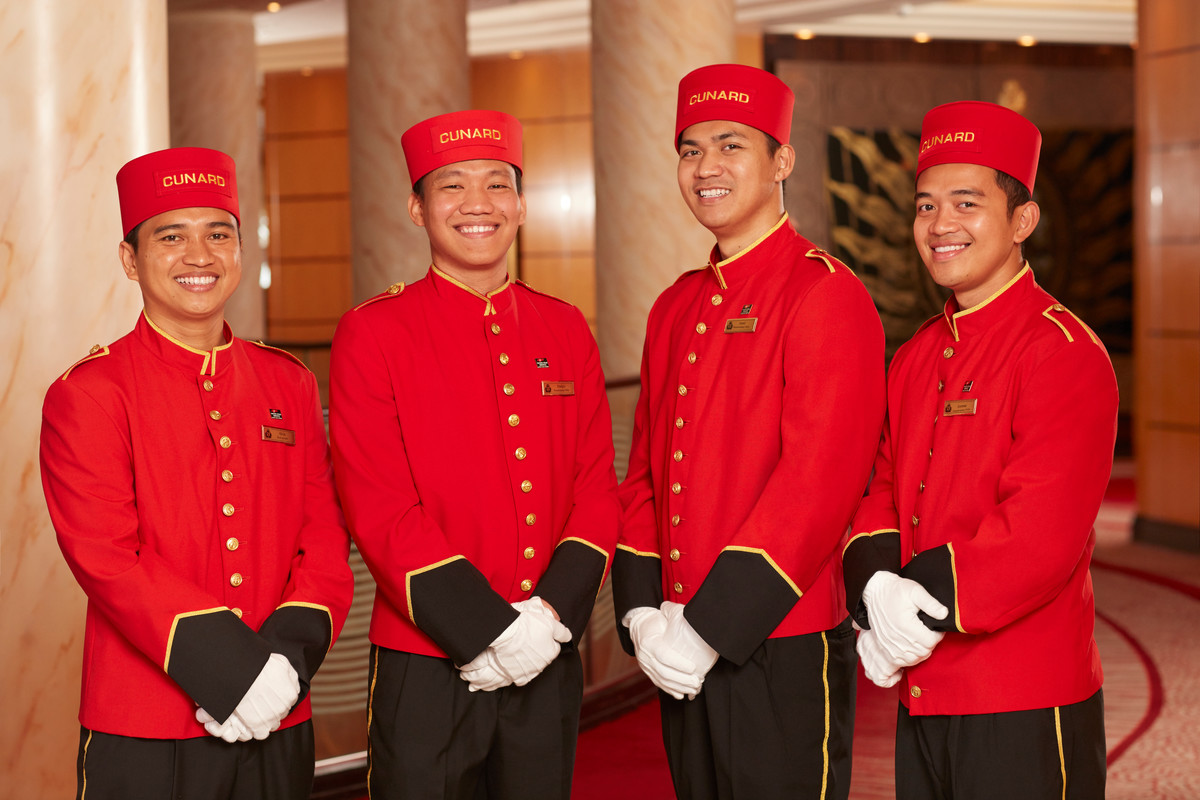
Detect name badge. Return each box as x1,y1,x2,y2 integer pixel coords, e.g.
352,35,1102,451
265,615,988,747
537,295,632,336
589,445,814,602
541,381,575,397
943,400,978,417
724,318,758,333
262,425,296,445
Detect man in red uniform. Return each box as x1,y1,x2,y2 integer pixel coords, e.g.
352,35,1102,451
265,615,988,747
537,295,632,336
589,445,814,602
843,101,1117,798
614,64,886,799
329,109,620,800
40,147,355,799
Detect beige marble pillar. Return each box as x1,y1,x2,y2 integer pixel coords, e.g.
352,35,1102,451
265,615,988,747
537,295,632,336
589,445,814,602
168,9,266,340
0,1,166,796
592,0,736,381
347,0,469,302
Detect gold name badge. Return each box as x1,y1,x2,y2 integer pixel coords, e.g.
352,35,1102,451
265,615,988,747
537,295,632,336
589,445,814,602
724,318,758,333
943,399,978,417
261,425,296,445
541,381,575,397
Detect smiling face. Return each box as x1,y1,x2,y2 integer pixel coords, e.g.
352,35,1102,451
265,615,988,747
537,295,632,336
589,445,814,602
913,162,1040,310
119,206,241,348
677,119,794,258
408,159,525,292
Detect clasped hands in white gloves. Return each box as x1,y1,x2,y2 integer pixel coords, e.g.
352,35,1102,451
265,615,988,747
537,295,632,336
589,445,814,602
459,597,572,692
625,601,718,701
197,652,300,743
858,571,948,688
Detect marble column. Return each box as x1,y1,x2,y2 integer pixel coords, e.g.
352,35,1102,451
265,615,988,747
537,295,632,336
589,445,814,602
168,9,266,340
0,1,166,796
592,0,736,381
347,0,469,302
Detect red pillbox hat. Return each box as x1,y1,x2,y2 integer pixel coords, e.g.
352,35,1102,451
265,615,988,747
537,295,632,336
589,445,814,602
116,147,239,237
675,64,794,147
917,101,1042,193
401,109,523,186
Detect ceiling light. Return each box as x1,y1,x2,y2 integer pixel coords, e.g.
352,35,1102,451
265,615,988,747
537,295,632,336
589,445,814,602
794,29,815,41
914,32,931,44
267,2,281,12
1017,35,1037,47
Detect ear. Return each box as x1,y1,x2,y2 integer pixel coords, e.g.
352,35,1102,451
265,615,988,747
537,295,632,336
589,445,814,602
118,240,139,283
774,143,796,183
516,192,527,227
1012,200,1041,245
407,192,426,228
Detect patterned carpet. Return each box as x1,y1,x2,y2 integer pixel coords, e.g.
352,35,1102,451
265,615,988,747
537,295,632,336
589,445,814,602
572,468,1200,799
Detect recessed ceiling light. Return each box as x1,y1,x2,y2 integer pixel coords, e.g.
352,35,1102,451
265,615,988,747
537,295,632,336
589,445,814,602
267,2,281,12
794,29,815,41
914,32,931,44
1018,35,1037,47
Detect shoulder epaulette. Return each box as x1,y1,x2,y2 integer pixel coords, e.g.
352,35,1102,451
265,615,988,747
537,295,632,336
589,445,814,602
1040,303,1101,345
60,344,110,381
248,340,310,371
351,282,406,311
671,264,711,286
804,247,847,274
515,279,573,307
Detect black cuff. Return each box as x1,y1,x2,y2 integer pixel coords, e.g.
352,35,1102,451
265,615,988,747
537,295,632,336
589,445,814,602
685,550,799,666
166,609,272,723
410,558,518,666
258,605,334,705
843,531,901,629
611,548,663,656
535,540,609,647
900,545,959,632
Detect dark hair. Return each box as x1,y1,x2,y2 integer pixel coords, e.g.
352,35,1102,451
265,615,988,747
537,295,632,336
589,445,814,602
123,222,143,253
764,131,782,158
993,169,1032,219
412,165,524,201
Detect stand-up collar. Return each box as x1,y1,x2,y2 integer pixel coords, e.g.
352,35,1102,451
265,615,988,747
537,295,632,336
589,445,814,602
941,263,1034,342
707,214,791,290
429,266,514,316
135,312,236,376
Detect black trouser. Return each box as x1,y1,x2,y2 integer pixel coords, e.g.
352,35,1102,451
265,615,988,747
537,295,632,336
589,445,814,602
366,645,584,800
895,689,1106,800
659,618,857,800
75,720,314,800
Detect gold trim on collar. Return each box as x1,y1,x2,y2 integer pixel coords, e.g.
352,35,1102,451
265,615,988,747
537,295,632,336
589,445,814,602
944,262,1031,341
432,266,512,316
709,213,789,291
143,312,233,375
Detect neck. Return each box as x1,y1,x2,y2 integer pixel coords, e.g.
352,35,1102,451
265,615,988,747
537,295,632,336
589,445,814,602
147,312,227,351
435,262,510,295
713,210,785,262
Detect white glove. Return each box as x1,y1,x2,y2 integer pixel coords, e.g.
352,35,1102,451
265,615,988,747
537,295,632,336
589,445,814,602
861,571,948,667
459,646,512,692
486,597,572,687
227,652,301,740
856,628,902,688
658,601,719,681
624,606,702,700
196,706,254,743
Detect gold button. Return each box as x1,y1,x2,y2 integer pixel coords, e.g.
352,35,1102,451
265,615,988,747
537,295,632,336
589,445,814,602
89,344,102,354
669,549,681,561
929,449,934,457
221,469,234,483
938,381,945,392
696,322,707,334
943,347,955,359
675,417,685,429
525,513,536,525
912,515,919,526
515,447,527,460
687,352,697,364
508,414,520,427
910,686,922,698
491,323,502,335
671,515,681,527
673,582,683,594
499,353,510,365
521,480,533,493
222,503,235,517
203,380,214,392
521,579,533,592
673,450,684,462
226,537,239,551
386,283,402,294
220,436,232,449
210,410,221,421
671,482,682,494
919,481,925,492
231,607,243,618
712,294,723,306
503,383,515,396
678,385,688,397
1052,303,1066,312
524,547,536,559
230,573,243,587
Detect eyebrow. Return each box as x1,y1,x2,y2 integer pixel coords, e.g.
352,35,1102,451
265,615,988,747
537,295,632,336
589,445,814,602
151,220,237,235
679,130,749,148
914,187,987,202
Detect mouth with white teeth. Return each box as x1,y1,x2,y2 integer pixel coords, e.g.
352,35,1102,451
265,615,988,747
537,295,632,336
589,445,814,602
457,224,499,236
175,275,217,288
931,243,969,256
698,188,730,199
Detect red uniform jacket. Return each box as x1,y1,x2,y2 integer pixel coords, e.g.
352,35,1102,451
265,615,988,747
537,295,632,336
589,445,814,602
40,314,354,739
614,215,886,663
329,268,620,666
843,265,1118,715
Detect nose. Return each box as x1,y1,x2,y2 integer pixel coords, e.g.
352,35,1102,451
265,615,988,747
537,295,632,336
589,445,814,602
183,236,216,266
695,148,722,179
927,205,959,235
460,183,495,214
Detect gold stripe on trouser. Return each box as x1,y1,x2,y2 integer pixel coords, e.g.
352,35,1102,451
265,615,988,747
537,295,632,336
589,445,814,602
367,648,381,799
81,729,93,799
820,631,830,800
1054,706,1066,800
